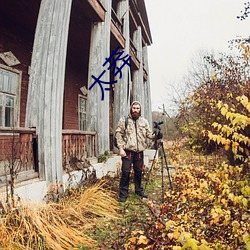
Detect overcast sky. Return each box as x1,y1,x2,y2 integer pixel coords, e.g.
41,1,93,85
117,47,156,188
144,0,250,112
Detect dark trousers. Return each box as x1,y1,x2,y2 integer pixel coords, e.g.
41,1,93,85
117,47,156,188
119,150,144,198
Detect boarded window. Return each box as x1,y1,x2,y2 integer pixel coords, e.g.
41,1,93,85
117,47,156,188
78,95,87,131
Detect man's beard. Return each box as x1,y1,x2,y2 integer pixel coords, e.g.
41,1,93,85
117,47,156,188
131,112,140,120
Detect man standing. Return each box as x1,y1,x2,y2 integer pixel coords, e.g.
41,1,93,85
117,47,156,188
115,101,158,202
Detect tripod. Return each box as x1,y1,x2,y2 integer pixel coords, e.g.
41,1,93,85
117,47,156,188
144,131,173,203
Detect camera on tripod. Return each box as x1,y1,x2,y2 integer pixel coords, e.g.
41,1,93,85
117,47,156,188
145,119,173,199
153,121,163,140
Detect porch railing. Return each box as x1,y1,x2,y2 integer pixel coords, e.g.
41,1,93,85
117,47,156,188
111,8,122,32
62,130,97,168
0,128,97,186
0,127,37,186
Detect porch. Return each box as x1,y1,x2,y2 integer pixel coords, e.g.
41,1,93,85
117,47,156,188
0,128,97,188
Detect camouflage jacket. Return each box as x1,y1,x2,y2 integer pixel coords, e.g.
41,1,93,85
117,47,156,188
115,115,155,152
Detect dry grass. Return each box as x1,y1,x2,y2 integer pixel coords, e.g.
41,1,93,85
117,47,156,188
0,180,121,249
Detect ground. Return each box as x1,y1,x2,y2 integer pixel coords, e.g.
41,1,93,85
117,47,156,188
83,144,250,250
86,165,171,250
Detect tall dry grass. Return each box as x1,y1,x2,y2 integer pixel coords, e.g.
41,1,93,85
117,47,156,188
0,180,121,249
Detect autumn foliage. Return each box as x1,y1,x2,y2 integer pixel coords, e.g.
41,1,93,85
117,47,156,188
125,42,250,250
125,143,250,249
176,43,250,157
207,95,250,163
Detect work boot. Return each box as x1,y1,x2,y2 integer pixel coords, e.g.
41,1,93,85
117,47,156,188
135,192,148,198
119,197,127,202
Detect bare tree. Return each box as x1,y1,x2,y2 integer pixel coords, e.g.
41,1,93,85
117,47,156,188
237,2,250,20
4,129,21,209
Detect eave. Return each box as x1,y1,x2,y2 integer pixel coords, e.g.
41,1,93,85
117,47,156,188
75,0,106,22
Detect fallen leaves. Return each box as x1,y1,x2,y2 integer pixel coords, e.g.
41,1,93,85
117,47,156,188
125,149,250,249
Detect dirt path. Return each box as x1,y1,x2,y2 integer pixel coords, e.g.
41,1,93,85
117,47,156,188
89,170,171,250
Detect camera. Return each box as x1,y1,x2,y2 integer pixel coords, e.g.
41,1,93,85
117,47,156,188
153,121,163,130
153,121,163,141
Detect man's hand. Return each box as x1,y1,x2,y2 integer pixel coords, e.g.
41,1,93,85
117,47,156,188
120,148,126,157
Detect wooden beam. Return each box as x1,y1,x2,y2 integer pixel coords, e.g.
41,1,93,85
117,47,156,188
26,0,72,183
87,0,106,21
62,130,96,135
130,0,139,13
110,20,125,49
137,0,153,44
111,8,122,29
129,0,152,45
75,0,106,22
129,8,138,29
113,0,131,133
132,26,144,112
87,0,111,155
0,127,36,134
129,47,140,70
137,12,152,45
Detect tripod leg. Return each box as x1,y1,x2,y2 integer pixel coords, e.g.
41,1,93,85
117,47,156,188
161,143,173,190
144,147,158,192
159,146,165,203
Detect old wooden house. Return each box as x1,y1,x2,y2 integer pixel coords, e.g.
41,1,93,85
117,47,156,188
0,0,153,192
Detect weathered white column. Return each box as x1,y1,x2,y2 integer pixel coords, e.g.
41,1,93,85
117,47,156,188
113,0,130,129
142,45,152,126
25,0,72,183
87,0,111,155
132,26,144,116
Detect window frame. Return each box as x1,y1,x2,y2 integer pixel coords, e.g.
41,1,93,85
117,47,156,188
0,64,22,128
78,95,87,131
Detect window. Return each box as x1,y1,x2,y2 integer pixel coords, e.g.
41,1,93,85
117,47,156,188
0,66,20,127
78,95,87,131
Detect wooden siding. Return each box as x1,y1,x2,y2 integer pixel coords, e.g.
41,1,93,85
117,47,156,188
132,26,144,112
113,0,131,136
86,0,111,155
26,0,73,183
